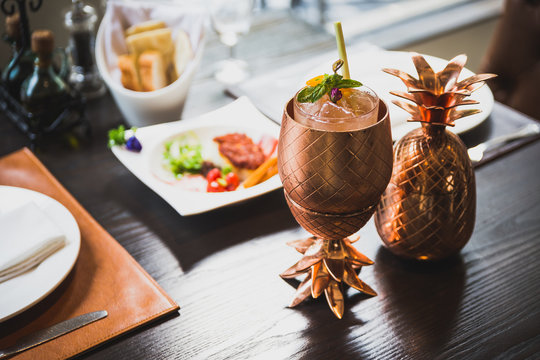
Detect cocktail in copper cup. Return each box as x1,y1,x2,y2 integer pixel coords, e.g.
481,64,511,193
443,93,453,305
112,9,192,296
278,71,393,318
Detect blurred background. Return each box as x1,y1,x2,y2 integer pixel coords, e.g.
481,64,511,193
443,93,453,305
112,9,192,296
0,0,501,72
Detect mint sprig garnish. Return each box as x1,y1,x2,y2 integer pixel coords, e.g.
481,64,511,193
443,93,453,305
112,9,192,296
297,74,362,103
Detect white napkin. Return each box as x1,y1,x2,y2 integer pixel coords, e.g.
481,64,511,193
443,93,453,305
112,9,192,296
102,0,206,87
0,202,66,283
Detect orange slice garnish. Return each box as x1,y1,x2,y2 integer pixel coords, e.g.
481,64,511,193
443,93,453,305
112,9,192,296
306,75,324,87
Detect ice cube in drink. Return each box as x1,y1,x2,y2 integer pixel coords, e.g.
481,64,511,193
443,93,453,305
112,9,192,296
293,86,379,131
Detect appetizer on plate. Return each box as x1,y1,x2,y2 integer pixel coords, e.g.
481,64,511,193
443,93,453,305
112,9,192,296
110,97,282,215
160,131,278,193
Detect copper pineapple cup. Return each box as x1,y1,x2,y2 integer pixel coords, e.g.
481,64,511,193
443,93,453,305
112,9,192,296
374,53,495,261
278,98,393,318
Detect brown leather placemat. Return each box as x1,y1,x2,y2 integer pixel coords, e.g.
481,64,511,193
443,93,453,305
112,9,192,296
0,148,179,359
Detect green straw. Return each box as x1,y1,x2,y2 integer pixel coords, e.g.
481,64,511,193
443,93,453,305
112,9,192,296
334,22,350,79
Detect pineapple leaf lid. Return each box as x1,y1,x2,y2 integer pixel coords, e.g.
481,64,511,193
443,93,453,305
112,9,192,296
383,53,497,126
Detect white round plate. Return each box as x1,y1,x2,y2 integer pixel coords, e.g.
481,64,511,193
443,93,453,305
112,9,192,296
0,186,81,322
306,50,494,140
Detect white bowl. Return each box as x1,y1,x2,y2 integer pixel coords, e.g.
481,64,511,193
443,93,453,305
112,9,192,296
96,7,205,127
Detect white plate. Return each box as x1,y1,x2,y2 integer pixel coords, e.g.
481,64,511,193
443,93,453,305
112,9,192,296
306,50,494,140
112,97,282,216
0,186,81,322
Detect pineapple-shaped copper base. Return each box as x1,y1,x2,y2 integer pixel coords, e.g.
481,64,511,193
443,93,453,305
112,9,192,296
280,235,376,319
375,53,496,261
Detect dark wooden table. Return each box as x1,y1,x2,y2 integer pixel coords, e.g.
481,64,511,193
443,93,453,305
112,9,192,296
1,10,539,360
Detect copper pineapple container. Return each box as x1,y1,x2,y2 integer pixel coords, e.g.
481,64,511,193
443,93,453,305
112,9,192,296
278,97,393,318
375,124,476,260
374,53,495,261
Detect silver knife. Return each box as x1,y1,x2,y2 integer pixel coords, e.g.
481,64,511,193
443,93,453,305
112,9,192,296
0,310,107,359
468,123,540,163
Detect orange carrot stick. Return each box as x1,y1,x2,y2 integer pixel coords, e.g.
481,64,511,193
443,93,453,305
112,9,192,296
242,156,278,188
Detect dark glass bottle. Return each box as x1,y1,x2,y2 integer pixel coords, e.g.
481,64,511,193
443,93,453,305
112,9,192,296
1,13,34,99
20,30,70,129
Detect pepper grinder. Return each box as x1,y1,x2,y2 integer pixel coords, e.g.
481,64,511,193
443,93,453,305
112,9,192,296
64,0,105,99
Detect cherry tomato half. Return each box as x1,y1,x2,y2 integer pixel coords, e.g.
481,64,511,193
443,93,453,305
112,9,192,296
206,168,221,182
225,172,239,190
207,180,226,192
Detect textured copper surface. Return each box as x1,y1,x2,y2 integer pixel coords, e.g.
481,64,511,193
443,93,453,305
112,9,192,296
278,97,393,318
285,193,374,240
375,127,476,260
280,236,376,319
374,52,484,261
375,126,475,260
278,99,393,214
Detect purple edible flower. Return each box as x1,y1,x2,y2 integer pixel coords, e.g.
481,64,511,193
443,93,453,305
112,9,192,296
330,87,342,103
126,136,142,152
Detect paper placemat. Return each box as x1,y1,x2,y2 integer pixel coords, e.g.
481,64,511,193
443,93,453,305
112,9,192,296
0,148,179,360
